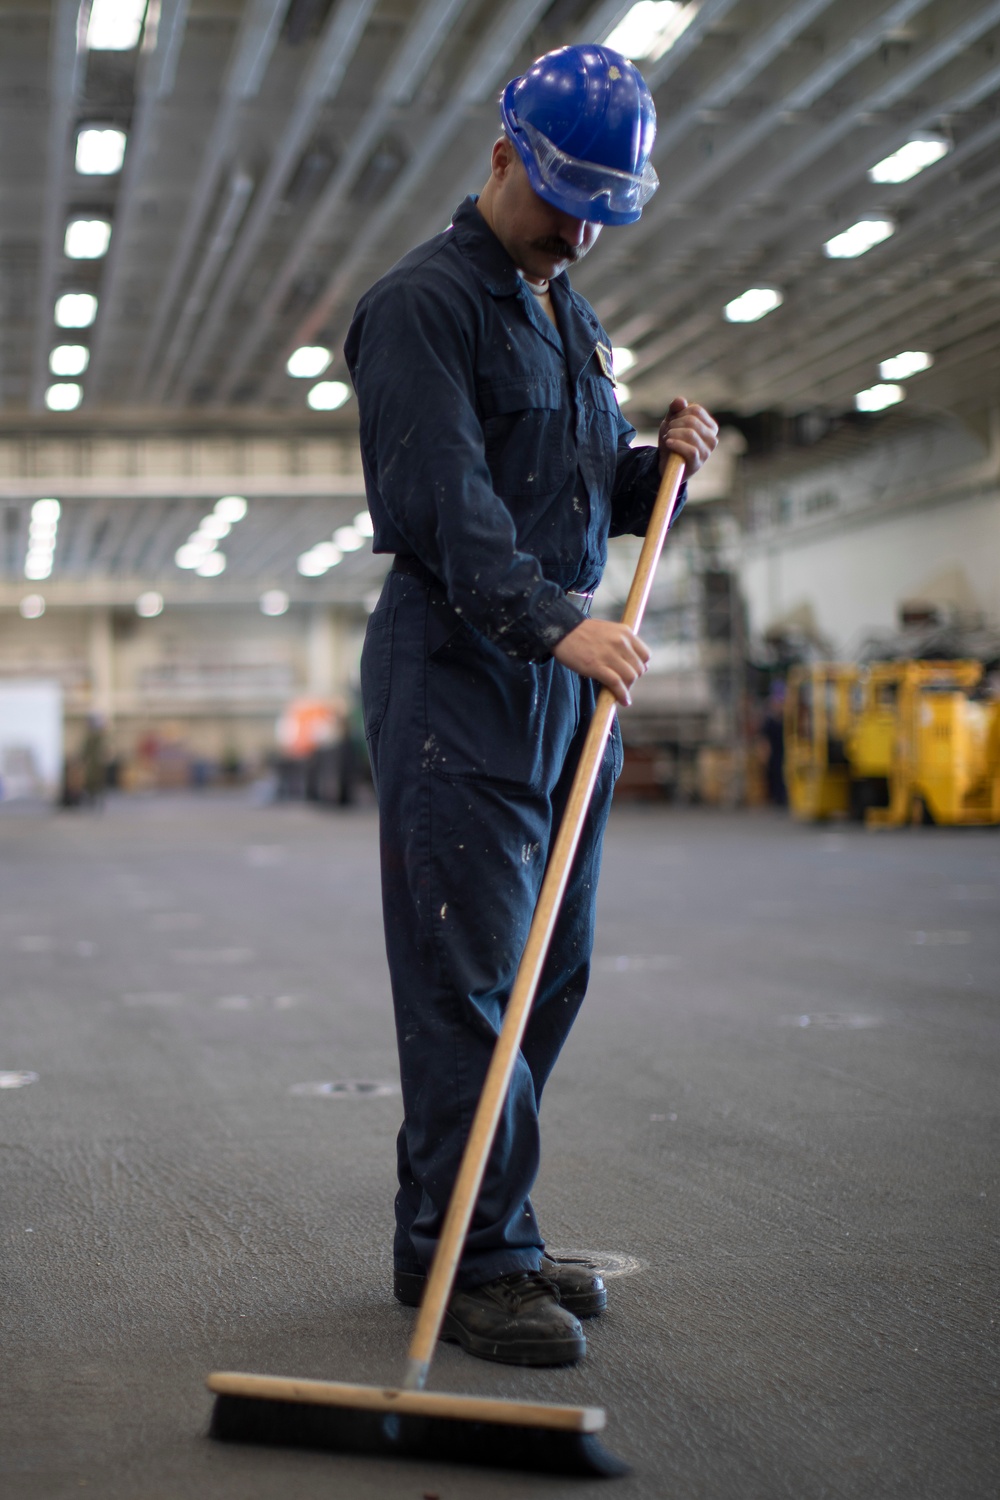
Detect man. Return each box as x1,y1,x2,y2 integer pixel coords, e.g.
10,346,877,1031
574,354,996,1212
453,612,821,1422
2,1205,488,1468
345,44,717,1368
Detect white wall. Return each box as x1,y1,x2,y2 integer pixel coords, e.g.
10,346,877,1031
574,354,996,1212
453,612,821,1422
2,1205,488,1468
741,487,1000,655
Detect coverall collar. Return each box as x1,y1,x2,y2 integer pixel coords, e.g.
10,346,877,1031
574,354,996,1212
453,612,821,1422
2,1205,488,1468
451,195,570,301
451,196,598,369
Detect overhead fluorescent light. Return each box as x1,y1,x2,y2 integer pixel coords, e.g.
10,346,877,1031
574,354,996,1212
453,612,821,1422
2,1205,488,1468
214,495,248,523
19,595,46,619
64,219,112,258
135,591,164,618
297,542,342,575
723,287,783,323
175,544,207,569
855,383,904,412
879,350,933,380
32,499,61,524
55,293,98,327
260,590,289,616
287,346,332,378
45,383,82,410
50,345,90,376
604,1,694,62
614,381,633,405
824,218,894,259
612,346,636,375
195,552,227,577
307,380,351,411
87,0,147,50
333,525,363,552
353,510,375,537
198,515,232,540
869,135,950,185
75,127,127,175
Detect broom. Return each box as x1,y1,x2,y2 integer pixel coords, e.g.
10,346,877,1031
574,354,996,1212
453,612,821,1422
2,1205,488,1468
206,451,687,1477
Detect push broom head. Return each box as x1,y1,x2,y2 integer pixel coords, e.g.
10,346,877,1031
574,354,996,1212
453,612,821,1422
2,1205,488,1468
207,1372,628,1478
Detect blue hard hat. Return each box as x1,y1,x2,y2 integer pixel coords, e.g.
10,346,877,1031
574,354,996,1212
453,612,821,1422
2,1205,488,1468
500,44,658,226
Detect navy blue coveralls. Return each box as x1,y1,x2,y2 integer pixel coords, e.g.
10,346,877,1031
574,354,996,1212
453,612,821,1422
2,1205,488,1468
345,196,685,1289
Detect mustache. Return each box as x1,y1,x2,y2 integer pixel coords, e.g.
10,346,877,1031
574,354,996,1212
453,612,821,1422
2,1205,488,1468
532,236,580,262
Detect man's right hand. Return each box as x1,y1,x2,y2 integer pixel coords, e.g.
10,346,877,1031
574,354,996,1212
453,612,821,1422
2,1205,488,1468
552,618,650,706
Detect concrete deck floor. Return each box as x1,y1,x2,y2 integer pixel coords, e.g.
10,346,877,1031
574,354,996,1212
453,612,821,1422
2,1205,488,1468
1,793,997,1500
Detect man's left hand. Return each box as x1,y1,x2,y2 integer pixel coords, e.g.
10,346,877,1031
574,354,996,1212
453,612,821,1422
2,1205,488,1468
658,396,719,475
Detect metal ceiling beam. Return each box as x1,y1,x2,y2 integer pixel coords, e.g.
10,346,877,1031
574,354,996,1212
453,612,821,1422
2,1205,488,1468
640,0,932,230
695,133,1000,384
583,0,1000,318
29,0,89,412
603,54,1000,387
651,0,841,165
642,0,745,92
162,0,378,405
131,0,291,396
84,0,191,401
152,168,255,403
258,0,561,400
212,0,478,401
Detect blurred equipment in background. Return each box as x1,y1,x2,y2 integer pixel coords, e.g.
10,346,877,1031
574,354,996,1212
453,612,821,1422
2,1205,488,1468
0,680,63,803
785,660,1000,826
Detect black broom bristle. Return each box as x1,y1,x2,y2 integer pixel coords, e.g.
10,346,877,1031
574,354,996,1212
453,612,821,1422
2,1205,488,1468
209,1392,628,1478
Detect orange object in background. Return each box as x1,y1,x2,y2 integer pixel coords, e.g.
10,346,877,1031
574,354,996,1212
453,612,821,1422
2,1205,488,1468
275,698,345,759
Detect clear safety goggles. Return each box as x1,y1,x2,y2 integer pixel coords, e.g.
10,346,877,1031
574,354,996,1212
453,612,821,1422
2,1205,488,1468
520,118,659,220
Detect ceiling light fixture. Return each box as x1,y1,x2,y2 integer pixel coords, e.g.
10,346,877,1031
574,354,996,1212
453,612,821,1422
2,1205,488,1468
869,134,950,185
19,594,46,619
64,219,112,259
198,515,232,540
214,495,248,523
333,525,363,552
614,382,633,406
353,510,375,537
175,544,207,569
87,0,147,50
44,383,82,411
25,499,60,581
297,543,342,576
855,383,904,412
724,287,783,323
260,590,290,616
879,350,933,380
195,553,226,577
135,591,164,618
49,345,90,376
824,218,894,259
307,380,351,411
75,127,127,175
612,346,636,374
287,346,332,378
54,293,98,327
604,1,694,61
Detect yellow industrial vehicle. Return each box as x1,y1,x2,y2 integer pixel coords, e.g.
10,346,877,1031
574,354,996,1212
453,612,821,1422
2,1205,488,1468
785,659,1000,826
862,660,1000,827
783,664,857,820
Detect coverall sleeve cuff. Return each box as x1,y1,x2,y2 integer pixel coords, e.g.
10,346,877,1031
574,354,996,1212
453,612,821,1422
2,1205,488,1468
526,592,588,661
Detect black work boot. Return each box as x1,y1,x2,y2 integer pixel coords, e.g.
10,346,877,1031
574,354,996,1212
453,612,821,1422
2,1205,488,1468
394,1253,607,1318
441,1270,586,1366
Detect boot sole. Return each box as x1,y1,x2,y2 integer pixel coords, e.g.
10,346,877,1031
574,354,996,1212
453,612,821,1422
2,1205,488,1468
440,1310,586,1366
393,1269,606,1319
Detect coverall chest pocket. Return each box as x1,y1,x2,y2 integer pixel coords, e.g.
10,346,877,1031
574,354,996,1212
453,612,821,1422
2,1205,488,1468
478,376,566,501
580,370,621,496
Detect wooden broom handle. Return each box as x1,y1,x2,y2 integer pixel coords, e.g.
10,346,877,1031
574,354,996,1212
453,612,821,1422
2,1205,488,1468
404,453,687,1390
